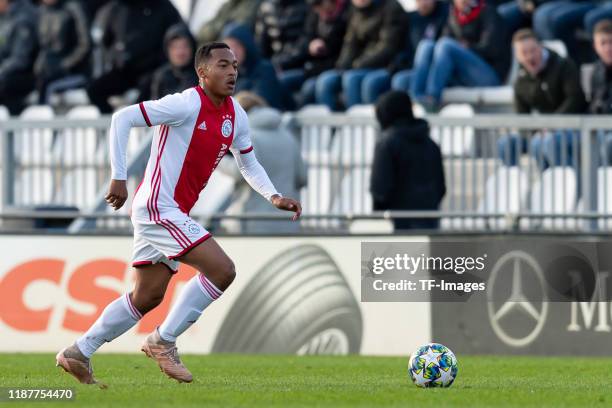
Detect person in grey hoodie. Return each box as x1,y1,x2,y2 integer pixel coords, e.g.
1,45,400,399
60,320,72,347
220,91,307,234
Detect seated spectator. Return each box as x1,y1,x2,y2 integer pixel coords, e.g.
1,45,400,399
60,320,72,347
411,0,511,111
315,0,407,110
278,0,349,107
196,0,262,45
497,0,551,35
584,2,612,36
533,0,597,59
370,91,446,230
390,0,449,94
150,24,197,100
219,91,307,234
87,0,182,113
254,0,309,71
35,0,91,104
498,29,586,171
222,23,287,110
0,0,38,115
589,19,612,164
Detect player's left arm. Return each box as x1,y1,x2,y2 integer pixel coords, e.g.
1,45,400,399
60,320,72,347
229,102,302,220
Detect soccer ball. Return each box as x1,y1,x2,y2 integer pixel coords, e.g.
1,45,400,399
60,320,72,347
408,343,458,388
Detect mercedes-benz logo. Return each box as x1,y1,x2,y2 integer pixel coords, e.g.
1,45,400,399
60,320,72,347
487,250,548,347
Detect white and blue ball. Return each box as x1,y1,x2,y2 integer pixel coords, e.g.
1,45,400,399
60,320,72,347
408,343,458,388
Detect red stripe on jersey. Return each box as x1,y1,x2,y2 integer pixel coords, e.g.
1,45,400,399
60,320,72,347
173,86,235,214
148,125,169,221
239,146,253,154
139,102,152,127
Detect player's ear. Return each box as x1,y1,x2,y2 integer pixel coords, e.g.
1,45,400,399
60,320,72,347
197,63,209,81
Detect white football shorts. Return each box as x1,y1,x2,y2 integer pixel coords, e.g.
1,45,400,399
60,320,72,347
131,210,211,273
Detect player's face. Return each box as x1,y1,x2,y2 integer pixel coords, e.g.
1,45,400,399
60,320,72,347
202,48,238,97
0,0,9,14
594,32,612,66
514,38,543,76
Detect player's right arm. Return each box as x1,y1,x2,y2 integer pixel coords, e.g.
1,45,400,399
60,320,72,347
106,92,191,210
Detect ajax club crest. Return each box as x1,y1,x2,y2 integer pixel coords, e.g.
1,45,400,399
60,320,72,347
221,114,233,137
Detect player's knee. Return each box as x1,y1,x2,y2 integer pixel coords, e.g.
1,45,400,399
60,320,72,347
219,259,236,287
132,290,165,315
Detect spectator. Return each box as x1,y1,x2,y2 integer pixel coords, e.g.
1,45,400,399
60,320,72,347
150,24,197,99
35,0,91,104
222,22,287,110
584,2,612,37
497,29,586,170
391,0,449,94
254,0,309,71
315,0,407,110
221,91,307,234
0,0,38,115
370,91,446,230
411,0,511,111
278,0,349,106
196,0,263,44
589,19,612,164
497,0,552,35
87,0,182,113
78,0,109,22
533,0,597,59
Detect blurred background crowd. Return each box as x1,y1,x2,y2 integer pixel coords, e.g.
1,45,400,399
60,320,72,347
2,0,612,116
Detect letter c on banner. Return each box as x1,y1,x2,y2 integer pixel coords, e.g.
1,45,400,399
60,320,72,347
0,259,64,331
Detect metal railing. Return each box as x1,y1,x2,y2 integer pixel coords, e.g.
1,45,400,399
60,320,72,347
1,112,612,233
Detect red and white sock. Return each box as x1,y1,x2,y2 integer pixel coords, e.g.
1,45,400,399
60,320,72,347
158,273,223,343
76,293,142,358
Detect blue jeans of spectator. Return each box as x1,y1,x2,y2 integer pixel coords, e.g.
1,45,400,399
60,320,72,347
315,68,391,110
420,38,501,103
300,77,317,107
597,131,612,165
410,39,436,99
534,1,595,54
279,69,306,93
497,131,579,170
584,3,612,35
391,70,414,93
497,1,532,34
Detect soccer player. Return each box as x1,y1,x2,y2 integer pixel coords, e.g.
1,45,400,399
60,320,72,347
55,42,302,385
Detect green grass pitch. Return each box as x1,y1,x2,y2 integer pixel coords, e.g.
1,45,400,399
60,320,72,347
1,353,612,407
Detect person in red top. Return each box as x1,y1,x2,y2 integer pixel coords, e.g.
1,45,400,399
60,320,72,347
55,43,302,386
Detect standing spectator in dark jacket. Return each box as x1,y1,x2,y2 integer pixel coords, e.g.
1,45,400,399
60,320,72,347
315,0,407,110
412,0,510,110
35,0,91,104
390,0,449,94
150,24,197,99
589,20,612,164
222,23,286,110
498,29,586,170
196,0,263,44
0,0,37,115
86,0,182,113
370,91,446,230
255,0,309,70
278,0,349,106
